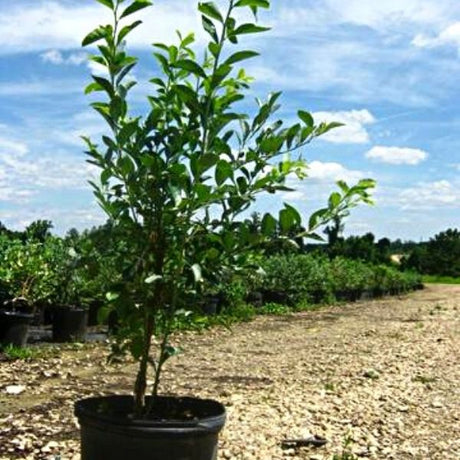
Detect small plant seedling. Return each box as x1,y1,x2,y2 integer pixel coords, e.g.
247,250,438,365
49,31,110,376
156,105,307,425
413,374,436,384
332,435,358,460
324,382,335,392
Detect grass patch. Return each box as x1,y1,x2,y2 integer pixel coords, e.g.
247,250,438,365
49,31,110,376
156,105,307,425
422,275,460,284
0,344,59,361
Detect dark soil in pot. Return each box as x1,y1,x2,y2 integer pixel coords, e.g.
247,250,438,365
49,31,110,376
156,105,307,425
52,307,88,342
75,395,226,460
0,310,34,347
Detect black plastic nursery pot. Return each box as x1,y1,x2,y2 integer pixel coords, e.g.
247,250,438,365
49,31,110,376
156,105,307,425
0,310,34,347
52,307,88,342
75,395,226,460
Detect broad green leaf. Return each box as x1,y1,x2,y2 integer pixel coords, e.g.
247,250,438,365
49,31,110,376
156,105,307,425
91,75,114,96
84,82,102,95
198,153,218,172
298,110,314,127
328,192,341,209
198,2,223,23
117,20,142,45
223,50,259,66
233,23,270,35
308,208,328,230
173,59,207,78
261,213,277,236
235,0,270,7
174,84,199,109
120,0,152,19
202,15,218,42
96,0,114,8
82,26,108,47
215,160,233,185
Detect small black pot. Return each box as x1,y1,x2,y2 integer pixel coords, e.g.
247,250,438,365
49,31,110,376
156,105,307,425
75,395,226,460
201,296,220,316
0,310,34,347
246,291,263,308
262,289,289,305
52,307,88,342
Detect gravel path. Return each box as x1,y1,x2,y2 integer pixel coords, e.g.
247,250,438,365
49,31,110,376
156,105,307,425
1,284,459,459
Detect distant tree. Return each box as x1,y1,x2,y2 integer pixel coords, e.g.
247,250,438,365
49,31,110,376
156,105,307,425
324,215,344,247
25,220,53,242
425,229,460,277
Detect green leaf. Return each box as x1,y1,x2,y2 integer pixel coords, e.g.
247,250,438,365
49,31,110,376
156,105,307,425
298,110,314,127
92,75,114,96
120,0,152,19
198,153,218,172
235,0,270,8
202,15,218,42
215,160,233,185
198,2,223,23
174,84,199,109
328,192,341,209
84,82,102,95
223,50,259,66
117,20,142,45
145,274,162,284
308,208,328,230
173,59,207,79
261,213,277,236
96,0,114,8
82,26,108,47
233,23,270,35
191,264,202,282
106,291,119,302
279,204,301,232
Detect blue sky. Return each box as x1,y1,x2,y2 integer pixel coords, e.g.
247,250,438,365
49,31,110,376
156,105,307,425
0,0,459,241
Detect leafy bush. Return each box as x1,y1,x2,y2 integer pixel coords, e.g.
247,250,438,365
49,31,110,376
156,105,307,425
257,253,421,306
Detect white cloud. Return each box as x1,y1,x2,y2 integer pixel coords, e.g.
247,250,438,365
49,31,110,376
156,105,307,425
0,134,95,202
313,109,375,144
41,49,87,65
0,1,199,54
0,137,28,156
275,0,459,35
280,160,369,204
412,22,460,50
398,180,459,209
307,160,366,183
365,146,428,165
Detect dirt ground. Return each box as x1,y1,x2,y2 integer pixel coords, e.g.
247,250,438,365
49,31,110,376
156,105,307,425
0,284,459,460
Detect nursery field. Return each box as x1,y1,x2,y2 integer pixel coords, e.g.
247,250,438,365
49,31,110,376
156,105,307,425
0,284,459,460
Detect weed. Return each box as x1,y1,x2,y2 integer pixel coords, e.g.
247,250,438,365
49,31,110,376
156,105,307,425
332,435,358,460
324,382,335,392
413,374,436,384
258,302,292,316
0,344,54,361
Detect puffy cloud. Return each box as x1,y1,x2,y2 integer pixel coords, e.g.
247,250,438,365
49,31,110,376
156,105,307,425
312,109,375,144
398,180,459,209
412,22,460,50
365,146,428,165
306,160,366,183
0,1,199,54
41,49,87,65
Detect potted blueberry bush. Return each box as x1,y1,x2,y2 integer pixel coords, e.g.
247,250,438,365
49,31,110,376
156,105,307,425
74,0,375,458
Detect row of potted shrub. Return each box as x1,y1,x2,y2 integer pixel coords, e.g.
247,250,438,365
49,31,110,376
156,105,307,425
252,254,423,307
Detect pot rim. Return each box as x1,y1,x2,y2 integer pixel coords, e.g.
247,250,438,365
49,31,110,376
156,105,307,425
75,395,226,434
